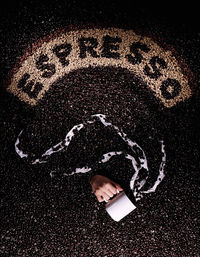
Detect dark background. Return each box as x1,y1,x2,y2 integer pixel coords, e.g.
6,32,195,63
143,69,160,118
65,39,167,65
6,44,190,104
0,1,199,256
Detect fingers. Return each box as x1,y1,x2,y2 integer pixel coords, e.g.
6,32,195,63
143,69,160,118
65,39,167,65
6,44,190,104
107,183,123,195
96,195,104,202
101,192,110,202
114,183,123,192
91,175,124,203
107,189,115,198
107,184,117,195
95,185,123,203
96,192,110,202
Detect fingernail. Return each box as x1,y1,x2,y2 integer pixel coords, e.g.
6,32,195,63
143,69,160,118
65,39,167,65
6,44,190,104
116,189,120,194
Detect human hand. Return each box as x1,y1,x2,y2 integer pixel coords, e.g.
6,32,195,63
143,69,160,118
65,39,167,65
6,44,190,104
90,175,123,202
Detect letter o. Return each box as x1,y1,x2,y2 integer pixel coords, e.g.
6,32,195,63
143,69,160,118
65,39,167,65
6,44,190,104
160,78,182,100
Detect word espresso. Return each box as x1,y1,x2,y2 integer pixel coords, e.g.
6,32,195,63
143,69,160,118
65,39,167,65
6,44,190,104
7,28,191,107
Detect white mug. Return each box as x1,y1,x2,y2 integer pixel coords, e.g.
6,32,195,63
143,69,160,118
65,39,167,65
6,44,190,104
105,191,136,222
